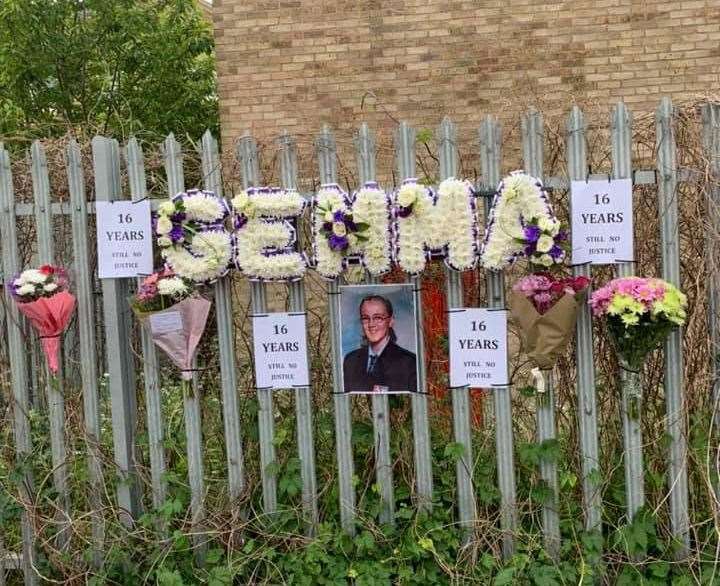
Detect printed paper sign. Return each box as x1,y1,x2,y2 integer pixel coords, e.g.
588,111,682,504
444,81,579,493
252,312,310,390
571,179,634,265
449,308,508,388
96,200,153,279
149,311,183,335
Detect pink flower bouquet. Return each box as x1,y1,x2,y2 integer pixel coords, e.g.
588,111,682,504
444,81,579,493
8,265,76,374
510,273,590,369
131,269,211,381
589,276,687,371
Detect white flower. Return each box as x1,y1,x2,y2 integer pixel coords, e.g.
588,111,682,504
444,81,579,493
324,211,334,222
157,277,187,296
156,215,172,236
535,254,554,267
157,236,171,247
13,277,24,287
158,201,175,216
163,230,232,282
235,219,305,280
43,282,58,293
182,191,226,223
538,216,560,235
397,184,419,208
231,191,250,212
247,188,305,218
332,222,346,236
536,234,554,253
17,284,35,296
22,269,47,284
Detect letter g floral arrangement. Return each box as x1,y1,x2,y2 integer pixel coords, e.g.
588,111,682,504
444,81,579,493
589,276,687,371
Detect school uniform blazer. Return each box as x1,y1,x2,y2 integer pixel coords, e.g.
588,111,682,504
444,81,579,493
342,342,418,393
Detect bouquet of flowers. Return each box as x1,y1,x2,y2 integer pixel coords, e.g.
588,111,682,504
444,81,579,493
589,276,687,371
510,272,590,369
8,265,76,374
131,269,211,381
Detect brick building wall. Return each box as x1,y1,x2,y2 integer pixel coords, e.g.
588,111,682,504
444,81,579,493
212,0,720,143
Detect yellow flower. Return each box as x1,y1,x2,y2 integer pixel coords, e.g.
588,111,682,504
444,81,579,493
621,312,640,326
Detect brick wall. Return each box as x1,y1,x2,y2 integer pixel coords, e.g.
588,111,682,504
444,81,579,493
212,0,720,144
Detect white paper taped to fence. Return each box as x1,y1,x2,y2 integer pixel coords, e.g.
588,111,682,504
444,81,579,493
96,200,153,278
149,311,183,335
571,178,634,265
252,312,310,390
449,308,508,388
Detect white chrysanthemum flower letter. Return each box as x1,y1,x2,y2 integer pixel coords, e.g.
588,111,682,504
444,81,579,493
479,171,562,271
312,182,392,279
395,178,478,274
156,189,233,283
232,187,307,281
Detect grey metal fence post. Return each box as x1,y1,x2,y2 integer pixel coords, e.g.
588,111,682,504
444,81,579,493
316,125,357,534
277,131,319,533
656,97,690,557
66,139,105,565
0,143,38,585
394,122,433,510
355,123,395,525
566,107,603,533
438,117,478,540
92,136,142,525
611,103,645,523
479,115,517,558
162,134,207,552
30,140,71,548
125,138,168,514
701,103,720,503
237,134,278,516
521,108,559,557
200,130,247,524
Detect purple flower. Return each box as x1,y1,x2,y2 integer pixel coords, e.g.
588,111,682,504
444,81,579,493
328,233,349,251
235,215,248,230
556,230,568,242
524,243,536,256
397,205,413,218
549,245,564,260
170,212,186,223
523,224,541,243
169,224,184,243
344,218,357,232
322,221,333,233
332,209,345,223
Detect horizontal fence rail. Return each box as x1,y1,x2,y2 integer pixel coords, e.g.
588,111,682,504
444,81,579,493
0,98,713,582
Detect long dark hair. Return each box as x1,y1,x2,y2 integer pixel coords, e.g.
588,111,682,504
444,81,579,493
359,294,397,344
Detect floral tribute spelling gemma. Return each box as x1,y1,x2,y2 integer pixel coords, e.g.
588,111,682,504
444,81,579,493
131,269,211,382
313,183,385,279
394,177,477,274
480,171,566,270
155,189,233,283
9,265,76,374
589,277,687,371
232,187,307,281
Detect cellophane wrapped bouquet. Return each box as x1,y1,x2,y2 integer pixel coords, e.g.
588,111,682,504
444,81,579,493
589,276,687,371
131,269,211,381
8,265,76,374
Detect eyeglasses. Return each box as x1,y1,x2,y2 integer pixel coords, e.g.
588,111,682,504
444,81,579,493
360,314,390,325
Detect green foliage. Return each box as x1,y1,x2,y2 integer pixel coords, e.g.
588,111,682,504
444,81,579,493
0,0,218,142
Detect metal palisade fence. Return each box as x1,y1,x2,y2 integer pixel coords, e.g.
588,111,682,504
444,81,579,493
0,97,717,583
